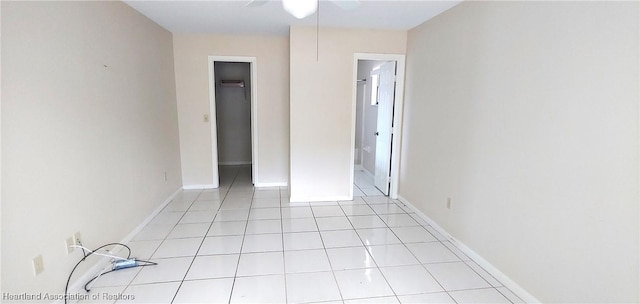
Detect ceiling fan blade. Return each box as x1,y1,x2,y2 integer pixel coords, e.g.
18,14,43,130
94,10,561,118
246,0,269,7
330,0,360,10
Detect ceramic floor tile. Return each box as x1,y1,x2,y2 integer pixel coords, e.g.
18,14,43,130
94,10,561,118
167,223,210,239
344,296,400,304
370,203,407,215
253,190,280,198
281,206,314,219
449,288,511,303
125,240,162,260
133,224,174,241
207,221,246,236
348,215,388,229
326,246,376,270
197,191,223,201
173,278,234,304
188,200,222,211
130,257,192,285
286,271,342,303
164,200,194,212
282,218,318,233
425,262,491,291
148,212,184,226
179,210,216,224
357,228,402,245
284,249,331,273
118,282,180,303
220,200,252,210
312,206,346,217
362,188,384,196
214,209,250,222
362,196,394,205
230,274,286,303
185,254,239,280
251,199,281,208
366,244,419,267
152,237,202,258
378,214,420,227
334,268,395,300
380,265,443,295
405,242,461,264
236,251,284,276
245,219,282,234
241,233,283,253
391,226,438,243
198,236,244,255
321,230,363,248
248,208,282,220
316,216,353,231
283,231,324,251
397,292,456,304
341,205,376,216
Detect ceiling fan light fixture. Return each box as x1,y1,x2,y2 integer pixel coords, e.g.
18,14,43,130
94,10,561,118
282,0,317,19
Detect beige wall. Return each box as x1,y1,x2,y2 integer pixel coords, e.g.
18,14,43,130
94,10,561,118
173,34,290,187
289,27,407,201
400,1,639,302
1,1,182,296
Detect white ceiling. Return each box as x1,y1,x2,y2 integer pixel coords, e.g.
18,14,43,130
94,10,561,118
124,0,462,35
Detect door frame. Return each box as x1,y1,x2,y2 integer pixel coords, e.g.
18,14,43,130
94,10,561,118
350,53,406,199
208,56,258,187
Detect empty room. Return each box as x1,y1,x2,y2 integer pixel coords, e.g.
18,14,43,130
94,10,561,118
1,1,638,303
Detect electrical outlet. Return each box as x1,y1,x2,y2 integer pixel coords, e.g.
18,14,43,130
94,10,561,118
203,114,209,122
32,255,44,276
74,232,82,246
446,198,452,210
66,237,75,254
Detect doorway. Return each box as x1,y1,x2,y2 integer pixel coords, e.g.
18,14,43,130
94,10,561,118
208,56,258,188
351,54,406,199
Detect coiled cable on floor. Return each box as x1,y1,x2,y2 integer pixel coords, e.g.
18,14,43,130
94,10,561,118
64,242,150,304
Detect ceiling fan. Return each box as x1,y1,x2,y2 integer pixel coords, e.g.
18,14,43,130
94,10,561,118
246,0,360,19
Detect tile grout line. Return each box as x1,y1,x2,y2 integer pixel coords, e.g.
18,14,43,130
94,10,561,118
309,205,346,303
168,166,238,304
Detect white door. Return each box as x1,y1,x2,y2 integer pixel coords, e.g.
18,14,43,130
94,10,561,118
374,61,396,195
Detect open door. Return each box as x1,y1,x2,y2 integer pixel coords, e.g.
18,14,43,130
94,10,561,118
373,61,396,195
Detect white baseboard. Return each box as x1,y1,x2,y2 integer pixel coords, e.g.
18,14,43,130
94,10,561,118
183,184,218,190
290,195,352,203
254,182,288,188
62,187,183,302
397,195,541,304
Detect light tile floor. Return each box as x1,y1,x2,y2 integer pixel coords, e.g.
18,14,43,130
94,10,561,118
76,166,525,304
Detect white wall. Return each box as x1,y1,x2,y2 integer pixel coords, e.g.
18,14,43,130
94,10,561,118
173,34,289,187
214,62,252,165
1,1,181,295
400,1,639,302
289,26,407,201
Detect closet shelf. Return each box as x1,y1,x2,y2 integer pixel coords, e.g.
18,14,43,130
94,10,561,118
220,80,245,88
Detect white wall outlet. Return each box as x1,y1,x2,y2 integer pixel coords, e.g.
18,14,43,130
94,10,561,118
32,255,44,276
66,237,75,254
446,197,452,210
203,114,209,122
74,232,82,246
